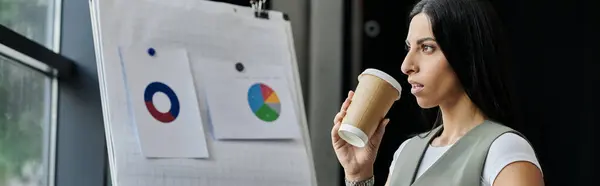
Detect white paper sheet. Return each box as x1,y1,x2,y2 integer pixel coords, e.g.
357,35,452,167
119,46,209,158
199,59,301,139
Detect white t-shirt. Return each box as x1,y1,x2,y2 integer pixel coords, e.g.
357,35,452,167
389,133,542,186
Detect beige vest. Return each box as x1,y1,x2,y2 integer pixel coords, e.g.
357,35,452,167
389,120,523,186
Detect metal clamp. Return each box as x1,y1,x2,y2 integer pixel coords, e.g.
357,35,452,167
250,0,269,19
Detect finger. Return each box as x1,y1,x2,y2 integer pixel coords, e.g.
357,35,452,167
340,96,353,112
375,118,390,137
368,118,390,150
340,99,351,112
331,121,341,139
333,111,346,125
331,120,345,145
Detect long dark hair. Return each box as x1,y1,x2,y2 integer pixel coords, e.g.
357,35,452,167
409,0,520,134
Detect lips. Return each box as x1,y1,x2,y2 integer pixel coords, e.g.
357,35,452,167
411,84,424,94
408,80,424,94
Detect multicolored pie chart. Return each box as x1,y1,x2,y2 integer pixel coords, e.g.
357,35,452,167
247,83,281,122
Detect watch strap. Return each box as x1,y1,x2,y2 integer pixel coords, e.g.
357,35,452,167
345,176,375,186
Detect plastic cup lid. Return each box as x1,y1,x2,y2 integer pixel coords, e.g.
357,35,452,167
359,68,403,100
338,124,368,148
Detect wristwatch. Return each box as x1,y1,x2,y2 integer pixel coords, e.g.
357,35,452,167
345,176,375,186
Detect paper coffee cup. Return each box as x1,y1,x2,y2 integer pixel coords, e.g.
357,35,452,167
338,69,402,148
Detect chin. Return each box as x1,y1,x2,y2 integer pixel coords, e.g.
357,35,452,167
415,97,438,109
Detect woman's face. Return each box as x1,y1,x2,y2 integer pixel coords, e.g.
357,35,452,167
401,13,463,108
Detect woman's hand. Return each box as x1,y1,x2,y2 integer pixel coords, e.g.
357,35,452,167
332,90,390,181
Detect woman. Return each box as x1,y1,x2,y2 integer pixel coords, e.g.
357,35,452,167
331,0,544,185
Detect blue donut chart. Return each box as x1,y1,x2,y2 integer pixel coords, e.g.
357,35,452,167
144,82,180,123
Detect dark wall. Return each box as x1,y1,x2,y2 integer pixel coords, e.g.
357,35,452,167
55,0,106,185
343,0,598,185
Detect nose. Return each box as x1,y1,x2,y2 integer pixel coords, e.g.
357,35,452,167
401,51,417,75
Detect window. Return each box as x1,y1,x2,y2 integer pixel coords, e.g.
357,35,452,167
0,54,52,186
0,0,61,185
0,0,60,50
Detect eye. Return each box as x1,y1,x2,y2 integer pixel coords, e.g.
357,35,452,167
421,44,435,54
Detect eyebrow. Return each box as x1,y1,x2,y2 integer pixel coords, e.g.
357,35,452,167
405,37,436,46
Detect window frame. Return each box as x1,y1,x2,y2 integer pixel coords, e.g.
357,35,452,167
51,0,63,54
1,0,110,185
0,25,73,79
0,22,74,186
